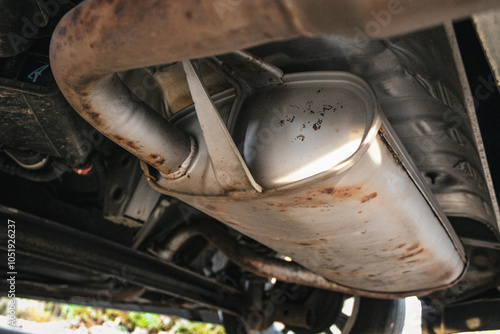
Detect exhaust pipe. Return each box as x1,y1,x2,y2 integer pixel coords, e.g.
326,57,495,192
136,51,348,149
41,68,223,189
49,0,500,175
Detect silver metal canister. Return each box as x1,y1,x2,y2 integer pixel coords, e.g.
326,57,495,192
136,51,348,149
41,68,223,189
146,71,466,295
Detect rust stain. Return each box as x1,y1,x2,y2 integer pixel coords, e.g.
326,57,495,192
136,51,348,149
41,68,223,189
266,196,329,209
323,188,335,194
323,104,333,112
360,192,377,203
321,186,362,199
148,153,166,167
395,243,407,249
81,102,91,110
297,242,314,246
296,134,305,141
378,131,406,172
406,242,420,252
71,7,82,24
398,248,424,260
407,259,422,264
265,185,367,209
114,3,125,15
312,118,323,131
126,141,140,150
112,134,124,142
86,110,104,126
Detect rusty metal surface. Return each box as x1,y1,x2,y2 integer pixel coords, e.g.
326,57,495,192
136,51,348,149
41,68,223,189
49,0,500,174
147,72,466,296
141,90,236,196
48,0,500,300
378,115,466,261
157,222,439,299
49,0,298,174
167,136,465,295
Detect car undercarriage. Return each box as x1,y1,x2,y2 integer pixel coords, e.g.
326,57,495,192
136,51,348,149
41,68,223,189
1,1,500,333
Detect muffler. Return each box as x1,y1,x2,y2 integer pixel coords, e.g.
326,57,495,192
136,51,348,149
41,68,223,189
144,62,466,296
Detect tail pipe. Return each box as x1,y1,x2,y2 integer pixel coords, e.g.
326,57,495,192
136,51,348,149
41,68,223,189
49,0,500,175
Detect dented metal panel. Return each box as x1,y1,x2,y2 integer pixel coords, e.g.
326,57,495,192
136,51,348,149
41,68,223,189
146,72,466,296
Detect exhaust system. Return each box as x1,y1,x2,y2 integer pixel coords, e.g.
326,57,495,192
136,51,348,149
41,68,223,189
50,0,500,297
49,0,500,176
